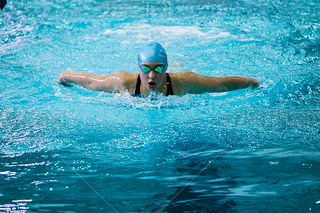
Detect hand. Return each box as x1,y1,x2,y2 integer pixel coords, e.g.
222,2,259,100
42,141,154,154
251,79,260,89
57,69,74,87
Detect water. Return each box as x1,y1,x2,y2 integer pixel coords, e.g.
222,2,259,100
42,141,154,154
1,0,320,212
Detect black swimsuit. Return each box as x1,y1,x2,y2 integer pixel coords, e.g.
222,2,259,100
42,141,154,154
134,73,174,96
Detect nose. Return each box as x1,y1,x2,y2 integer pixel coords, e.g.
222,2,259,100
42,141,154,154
148,70,156,79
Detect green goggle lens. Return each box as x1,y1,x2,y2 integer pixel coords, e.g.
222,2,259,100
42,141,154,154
140,65,165,74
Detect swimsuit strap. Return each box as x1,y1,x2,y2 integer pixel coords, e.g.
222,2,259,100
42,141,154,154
133,74,142,96
133,73,174,96
166,73,174,96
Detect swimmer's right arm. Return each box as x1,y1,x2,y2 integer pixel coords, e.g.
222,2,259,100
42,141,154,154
57,69,125,92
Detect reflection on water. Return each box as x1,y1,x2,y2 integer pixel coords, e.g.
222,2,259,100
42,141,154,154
0,200,32,212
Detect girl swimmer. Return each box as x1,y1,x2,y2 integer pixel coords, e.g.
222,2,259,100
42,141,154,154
57,42,259,96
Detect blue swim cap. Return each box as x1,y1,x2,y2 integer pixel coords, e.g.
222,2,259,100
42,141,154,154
138,42,168,69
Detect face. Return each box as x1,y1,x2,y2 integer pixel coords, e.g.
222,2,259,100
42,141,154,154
139,62,166,92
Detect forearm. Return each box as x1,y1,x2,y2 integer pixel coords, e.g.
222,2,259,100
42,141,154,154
221,76,260,91
57,70,104,90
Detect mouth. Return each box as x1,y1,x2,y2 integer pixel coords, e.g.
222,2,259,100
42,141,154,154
148,81,156,89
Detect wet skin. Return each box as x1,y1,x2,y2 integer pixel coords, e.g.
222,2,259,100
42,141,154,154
57,67,260,95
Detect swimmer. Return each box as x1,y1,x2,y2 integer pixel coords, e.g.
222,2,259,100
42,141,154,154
57,42,260,96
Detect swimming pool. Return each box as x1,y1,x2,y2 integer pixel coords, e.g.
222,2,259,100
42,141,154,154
1,0,320,212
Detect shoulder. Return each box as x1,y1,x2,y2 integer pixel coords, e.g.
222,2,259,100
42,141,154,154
98,71,138,93
169,71,194,80
168,71,223,94
170,71,206,82
168,72,200,95
169,71,202,83
107,71,136,78
114,72,138,94
105,71,138,83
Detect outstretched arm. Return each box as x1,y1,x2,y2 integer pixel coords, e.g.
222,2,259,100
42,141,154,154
57,69,125,92
180,72,259,94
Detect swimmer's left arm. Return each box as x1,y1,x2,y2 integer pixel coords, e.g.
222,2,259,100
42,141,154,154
180,72,260,94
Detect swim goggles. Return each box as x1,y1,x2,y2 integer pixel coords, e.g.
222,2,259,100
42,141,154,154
139,64,165,74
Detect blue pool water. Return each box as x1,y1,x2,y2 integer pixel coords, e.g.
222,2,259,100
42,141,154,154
1,0,320,212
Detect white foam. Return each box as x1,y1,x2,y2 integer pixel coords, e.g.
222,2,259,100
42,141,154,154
103,24,234,40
